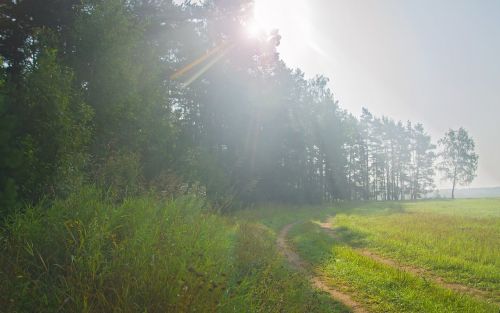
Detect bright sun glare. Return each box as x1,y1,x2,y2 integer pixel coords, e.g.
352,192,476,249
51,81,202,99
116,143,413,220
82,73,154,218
245,0,328,60
244,0,317,52
245,1,278,37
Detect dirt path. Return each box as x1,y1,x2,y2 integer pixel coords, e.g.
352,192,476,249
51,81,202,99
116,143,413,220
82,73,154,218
316,219,496,304
277,223,368,313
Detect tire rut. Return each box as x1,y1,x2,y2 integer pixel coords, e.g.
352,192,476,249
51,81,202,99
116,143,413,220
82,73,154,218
277,223,368,313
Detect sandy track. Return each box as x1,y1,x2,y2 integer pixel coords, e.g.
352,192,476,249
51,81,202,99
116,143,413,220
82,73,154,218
277,223,368,313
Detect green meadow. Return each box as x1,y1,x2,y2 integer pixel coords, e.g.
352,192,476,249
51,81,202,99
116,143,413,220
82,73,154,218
333,200,500,294
287,199,500,312
2,193,499,312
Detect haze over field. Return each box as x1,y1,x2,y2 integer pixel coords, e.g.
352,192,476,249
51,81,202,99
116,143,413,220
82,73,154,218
436,186,500,199
2,1,500,312
255,0,500,188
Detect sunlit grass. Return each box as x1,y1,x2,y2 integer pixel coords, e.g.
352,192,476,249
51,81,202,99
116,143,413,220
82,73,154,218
334,199,500,297
253,199,500,311
404,198,500,218
289,222,499,313
235,204,336,232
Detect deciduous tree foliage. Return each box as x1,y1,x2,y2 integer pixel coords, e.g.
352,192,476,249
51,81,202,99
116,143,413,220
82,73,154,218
0,0,476,215
438,128,479,199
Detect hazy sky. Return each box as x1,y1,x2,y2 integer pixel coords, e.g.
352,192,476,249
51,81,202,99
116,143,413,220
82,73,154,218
253,0,500,188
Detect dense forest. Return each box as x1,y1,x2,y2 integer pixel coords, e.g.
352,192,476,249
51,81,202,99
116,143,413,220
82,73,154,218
0,0,473,217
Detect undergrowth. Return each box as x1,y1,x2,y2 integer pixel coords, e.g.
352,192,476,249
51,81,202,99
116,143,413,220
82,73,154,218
0,187,345,312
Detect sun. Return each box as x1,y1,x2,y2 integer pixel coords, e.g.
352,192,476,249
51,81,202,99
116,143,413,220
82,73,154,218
244,0,278,37
245,19,264,38
244,0,312,43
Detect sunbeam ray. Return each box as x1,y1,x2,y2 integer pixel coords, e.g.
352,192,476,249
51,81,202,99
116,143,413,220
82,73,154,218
170,42,234,88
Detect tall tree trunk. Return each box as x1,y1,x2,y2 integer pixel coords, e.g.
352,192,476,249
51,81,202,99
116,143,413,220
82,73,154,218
451,166,457,199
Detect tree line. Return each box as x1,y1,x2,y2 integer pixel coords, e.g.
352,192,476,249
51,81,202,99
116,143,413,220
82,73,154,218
0,0,478,216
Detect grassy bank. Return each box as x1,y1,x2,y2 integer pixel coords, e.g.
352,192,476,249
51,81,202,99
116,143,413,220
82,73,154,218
0,188,346,313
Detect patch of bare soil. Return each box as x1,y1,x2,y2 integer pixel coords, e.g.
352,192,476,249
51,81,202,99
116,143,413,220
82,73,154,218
277,223,368,313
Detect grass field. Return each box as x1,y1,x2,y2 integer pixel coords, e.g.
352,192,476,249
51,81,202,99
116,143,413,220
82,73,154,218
286,199,500,312
333,200,500,293
2,193,499,312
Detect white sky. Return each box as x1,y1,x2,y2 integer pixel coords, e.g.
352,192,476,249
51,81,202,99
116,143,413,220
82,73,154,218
254,0,500,188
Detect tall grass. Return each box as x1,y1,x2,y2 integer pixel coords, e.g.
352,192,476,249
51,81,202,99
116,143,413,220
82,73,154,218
0,187,345,312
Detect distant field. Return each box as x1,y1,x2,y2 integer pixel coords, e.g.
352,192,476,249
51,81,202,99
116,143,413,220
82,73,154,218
284,199,500,312
435,187,500,199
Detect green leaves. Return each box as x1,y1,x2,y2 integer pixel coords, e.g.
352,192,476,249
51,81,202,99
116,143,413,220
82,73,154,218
438,128,479,198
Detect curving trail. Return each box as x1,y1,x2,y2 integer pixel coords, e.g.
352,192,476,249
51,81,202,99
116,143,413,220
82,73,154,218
277,223,368,313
